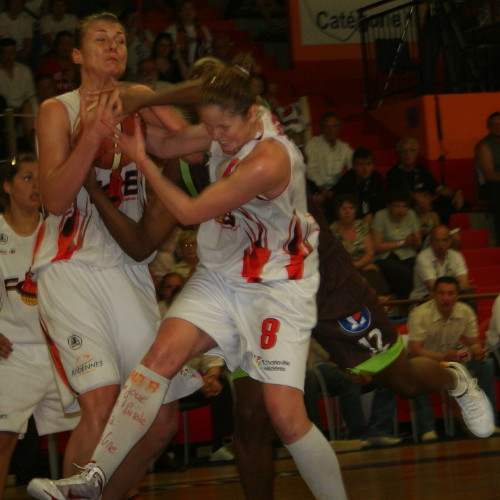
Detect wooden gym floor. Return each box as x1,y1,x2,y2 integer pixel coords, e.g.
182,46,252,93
5,435,500,499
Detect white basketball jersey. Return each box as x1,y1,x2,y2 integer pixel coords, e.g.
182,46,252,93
32,90,152,274
197,107,319,283
0,214,45,344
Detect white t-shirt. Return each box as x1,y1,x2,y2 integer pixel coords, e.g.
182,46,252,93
410,247,468,299
305,135,353,189
0,11,34,50
0,61,35,108
40,13,78,53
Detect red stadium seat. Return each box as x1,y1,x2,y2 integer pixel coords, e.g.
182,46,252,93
461,247,500,268
457,228,490,249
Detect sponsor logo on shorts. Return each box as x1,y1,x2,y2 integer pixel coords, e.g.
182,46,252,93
0,409,7,419
179,367,198,380
71,354,103,376
253,355,290,372
68,335,83,350
337,307,372,334
0,233,8,244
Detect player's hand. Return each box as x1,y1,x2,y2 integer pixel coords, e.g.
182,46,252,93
0,333,13,359
106,113,148,169
80,89,122,142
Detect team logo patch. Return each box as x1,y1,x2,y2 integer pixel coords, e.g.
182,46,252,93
337,307,372,334
253,355,290,373
72,354,103,376
0,233,8,245
68,335,82,350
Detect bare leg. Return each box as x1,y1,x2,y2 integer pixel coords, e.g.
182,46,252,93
374,352,456,398
233,376,275,500
62,385,120,476
102,402,178,500
0,431,19,499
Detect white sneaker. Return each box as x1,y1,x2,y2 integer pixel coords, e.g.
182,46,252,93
27,463,105,500
443,361,495,438
421,430,438,442
209,443,234,462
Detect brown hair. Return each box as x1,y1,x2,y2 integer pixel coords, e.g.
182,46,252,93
74,12,125,50
0,152,37,209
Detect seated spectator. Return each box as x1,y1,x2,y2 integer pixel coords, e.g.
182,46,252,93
151,32,188,83
372,190,421,299
412,189,440,246
330,194,389,295
157,271,184,318
486,294,500,374
120,7,154,81
39,0,77,58
408,276,498,440
386,137,464,225
37,30,76,95
0,38,35,112
21,73,56,151
410,224,471,300
211,32,233,64
304,111,353,220
137,57,173,91
305,339,401,446
165,0,212,67
0,0,34,64
170,228,198,279
334,146,386,227
475,111,500,246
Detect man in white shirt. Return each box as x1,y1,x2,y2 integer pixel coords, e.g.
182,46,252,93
0,37,35,110
409,276,497,440
40,0,78,56
305,111,353,200
0,0,34,63
410,224,470,300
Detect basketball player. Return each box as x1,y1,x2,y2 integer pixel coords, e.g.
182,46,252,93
25,12,202,500
0,153,79,498
29,61,349,500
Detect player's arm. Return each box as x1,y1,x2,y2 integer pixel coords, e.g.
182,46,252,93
37,90,121,215
84,167,177,261
116,118,289,226
120,78,203,115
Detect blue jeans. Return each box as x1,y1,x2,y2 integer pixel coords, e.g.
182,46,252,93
367,386,398,437
414,358,497,434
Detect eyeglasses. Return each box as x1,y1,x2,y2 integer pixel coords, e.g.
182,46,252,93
182,242,196,248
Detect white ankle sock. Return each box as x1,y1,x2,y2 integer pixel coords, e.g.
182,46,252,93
448,369,467,396
284,425,348,500
92,364,170,482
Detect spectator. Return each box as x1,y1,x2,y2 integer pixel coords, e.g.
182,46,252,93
412,189,441,246
170,228,199,279
0,0,34,63
475,111,500,245
0,38,35,111
211,32,232,64
372,190,421,299
37,30,76,94
39,0,77,57
330,194,389,295
157,271,184,318
137,57,171,91
165,0,212,67
410,224,470,300
386,137,464,224
334,146,386,227
151,32,188,83
408,276,498,440
21,72,56,151
486,294,500,374
305,111,353,218
120,7,154,81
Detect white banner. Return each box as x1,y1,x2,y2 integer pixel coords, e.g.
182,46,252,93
298,0,412,45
